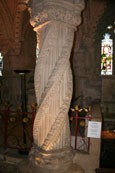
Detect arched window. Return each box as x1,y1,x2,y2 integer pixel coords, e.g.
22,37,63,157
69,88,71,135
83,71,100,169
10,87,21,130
0,52,3,76
101,33,113,75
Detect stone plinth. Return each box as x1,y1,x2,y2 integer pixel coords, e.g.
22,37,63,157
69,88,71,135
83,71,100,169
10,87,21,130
29,146,73,172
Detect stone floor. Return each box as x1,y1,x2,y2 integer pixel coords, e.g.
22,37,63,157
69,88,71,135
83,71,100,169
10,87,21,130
0,148,84,173
0,148,28,173
0,161,19,173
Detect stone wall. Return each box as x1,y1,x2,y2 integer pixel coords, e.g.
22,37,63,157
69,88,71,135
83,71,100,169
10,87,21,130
70,0,106,108
0,72,36,110
101,78,115,116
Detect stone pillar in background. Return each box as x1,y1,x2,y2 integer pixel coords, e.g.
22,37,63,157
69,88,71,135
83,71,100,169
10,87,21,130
29,0,84,172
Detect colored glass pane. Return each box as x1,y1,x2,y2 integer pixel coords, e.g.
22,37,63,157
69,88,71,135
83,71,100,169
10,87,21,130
0,53,3,76
36,43,39,63
101,33,113,75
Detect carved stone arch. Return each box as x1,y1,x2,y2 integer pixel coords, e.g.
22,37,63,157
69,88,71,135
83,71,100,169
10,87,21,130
0,14,8,55
0,1,14,55
21,9,37,68
0,0,14,36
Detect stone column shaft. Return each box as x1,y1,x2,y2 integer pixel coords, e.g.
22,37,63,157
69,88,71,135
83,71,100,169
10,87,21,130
28,0,85,172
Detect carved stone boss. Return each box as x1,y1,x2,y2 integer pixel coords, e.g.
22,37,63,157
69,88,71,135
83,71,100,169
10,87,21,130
29,0,84,171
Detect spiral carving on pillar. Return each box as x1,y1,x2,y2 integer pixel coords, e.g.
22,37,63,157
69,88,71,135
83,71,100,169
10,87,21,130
28,1,85,172
33,21,74,152
29,0,84,153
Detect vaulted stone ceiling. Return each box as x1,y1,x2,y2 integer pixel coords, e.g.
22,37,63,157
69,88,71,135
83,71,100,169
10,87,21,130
0,0,36,74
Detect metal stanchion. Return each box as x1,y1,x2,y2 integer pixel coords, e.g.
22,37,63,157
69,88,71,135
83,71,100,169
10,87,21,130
14,70,30,154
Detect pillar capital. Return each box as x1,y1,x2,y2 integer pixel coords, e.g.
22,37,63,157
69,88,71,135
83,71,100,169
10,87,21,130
29,0,85,29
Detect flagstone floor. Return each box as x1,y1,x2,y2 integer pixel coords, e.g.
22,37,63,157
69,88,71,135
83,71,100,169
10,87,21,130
0,148,28,173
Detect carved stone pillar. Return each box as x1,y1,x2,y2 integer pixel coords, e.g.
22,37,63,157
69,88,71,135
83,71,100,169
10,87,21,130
28,0,85,172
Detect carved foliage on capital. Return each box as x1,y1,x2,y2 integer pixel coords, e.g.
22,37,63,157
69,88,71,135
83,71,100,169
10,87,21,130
29,0,85,28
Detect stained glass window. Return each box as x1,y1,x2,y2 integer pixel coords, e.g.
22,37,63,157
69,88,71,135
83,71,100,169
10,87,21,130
0,52,3,76
36,43,39,63
101,33,113,75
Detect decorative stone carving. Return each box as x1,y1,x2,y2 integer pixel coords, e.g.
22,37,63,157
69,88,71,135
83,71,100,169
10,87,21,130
18,0,28,11
29,0,85,172
29,0,84,29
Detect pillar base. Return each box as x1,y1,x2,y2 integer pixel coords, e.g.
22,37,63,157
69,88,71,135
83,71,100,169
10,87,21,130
29,145,73,172
19,160,84,173
18,145,84,173
23,145,84,173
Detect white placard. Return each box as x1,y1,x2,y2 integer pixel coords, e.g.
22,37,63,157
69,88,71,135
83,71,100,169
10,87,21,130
87,121,102,138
